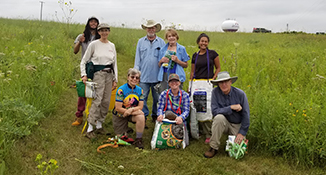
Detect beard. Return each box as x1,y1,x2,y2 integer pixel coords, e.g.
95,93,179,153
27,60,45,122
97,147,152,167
147,32,155,37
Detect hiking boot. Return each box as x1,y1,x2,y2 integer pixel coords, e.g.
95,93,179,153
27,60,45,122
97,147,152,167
95,128,110,135
133,138,144,149
204,147,217,158
72,117,83,126
85,130,96,139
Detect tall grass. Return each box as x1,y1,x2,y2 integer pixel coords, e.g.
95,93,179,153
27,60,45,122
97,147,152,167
0,18,325,171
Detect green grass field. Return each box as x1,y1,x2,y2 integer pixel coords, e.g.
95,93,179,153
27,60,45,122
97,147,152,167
0,18,325,174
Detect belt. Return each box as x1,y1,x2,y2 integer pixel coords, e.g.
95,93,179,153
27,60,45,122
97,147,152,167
101,69,112,73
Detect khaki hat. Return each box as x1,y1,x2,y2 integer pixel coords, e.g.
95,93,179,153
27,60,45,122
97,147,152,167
168,74,180,82
141,20,162,33
210,71,238,86
97,23,110,31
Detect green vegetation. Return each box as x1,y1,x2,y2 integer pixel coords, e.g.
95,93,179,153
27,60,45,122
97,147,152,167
0,18,325,174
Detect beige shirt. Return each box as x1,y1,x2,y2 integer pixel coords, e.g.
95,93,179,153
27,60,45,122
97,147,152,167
80,40,118,82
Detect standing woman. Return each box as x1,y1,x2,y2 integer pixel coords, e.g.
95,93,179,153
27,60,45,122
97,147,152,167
80,23,118,139
190,33,221,144
72,16,100,126
157,29,189,93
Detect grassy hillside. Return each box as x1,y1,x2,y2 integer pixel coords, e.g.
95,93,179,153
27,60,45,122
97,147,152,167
0,18,326,174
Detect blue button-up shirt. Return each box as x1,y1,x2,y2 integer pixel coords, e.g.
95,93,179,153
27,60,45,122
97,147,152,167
134,36,165,83
157,89,190,121
211,86,250,136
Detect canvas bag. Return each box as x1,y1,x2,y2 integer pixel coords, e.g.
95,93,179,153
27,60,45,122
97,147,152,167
76,81,97,99
151,119,187,150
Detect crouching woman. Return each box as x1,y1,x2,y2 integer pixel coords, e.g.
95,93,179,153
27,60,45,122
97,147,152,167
157,74,190,145
113,68,145,149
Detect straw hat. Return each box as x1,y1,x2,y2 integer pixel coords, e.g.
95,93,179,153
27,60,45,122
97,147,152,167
210,71,238,86
141,20,162,33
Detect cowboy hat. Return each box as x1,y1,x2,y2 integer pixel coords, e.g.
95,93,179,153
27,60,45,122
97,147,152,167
141,20,162,33
210,71,238,86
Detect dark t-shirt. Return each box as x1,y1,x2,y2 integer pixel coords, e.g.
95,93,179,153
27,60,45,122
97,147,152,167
191,49,219,79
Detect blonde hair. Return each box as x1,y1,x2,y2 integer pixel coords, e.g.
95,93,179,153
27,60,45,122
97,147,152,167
165,29,179,40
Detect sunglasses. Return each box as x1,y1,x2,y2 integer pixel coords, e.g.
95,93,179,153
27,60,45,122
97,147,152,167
130,75,140,80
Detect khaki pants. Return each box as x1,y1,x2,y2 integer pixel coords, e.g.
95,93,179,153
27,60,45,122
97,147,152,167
88,71,114,126
209,114,241,150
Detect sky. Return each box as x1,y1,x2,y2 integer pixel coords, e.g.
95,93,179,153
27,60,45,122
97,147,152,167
1,0,325,33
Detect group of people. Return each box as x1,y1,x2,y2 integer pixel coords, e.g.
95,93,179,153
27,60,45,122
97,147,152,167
72,17,250,158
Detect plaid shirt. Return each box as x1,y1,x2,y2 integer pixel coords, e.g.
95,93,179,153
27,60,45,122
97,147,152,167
157,89,190,120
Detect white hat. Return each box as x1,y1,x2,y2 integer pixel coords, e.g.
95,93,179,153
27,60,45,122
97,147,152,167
141,20,162,33
97,23,110,31
211,71,238,86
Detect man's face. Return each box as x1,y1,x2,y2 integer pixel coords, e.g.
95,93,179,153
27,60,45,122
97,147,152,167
89,19,98,30
146,27,156,37
218,80,232,95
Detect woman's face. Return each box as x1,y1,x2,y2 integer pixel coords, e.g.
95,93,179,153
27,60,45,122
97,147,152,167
128,73,140,87
89,19,98,30
198,36,209,50
167,33,178,45
98,28,110,39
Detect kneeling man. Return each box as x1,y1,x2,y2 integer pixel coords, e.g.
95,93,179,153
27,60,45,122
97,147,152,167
204,71,250,158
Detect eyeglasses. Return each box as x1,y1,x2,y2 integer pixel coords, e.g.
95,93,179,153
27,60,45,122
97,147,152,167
130,75,140,80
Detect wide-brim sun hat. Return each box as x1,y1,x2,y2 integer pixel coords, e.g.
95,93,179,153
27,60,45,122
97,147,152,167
97,23,110,31
211,71,238,86
141,19,162,33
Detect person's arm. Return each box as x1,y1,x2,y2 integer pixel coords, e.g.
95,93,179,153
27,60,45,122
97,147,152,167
134,40,141,70
113,44,118,82
211,88,233,116
212,56,221,80
80,42,94,78
179,91,190,120
115,101,133,117
238,92,250,136
190,63,195,80
74,34,85,54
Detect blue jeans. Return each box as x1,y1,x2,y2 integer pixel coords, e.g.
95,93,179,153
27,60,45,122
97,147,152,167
139,82,159,118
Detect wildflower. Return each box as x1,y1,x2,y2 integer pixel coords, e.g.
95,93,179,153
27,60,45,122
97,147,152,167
0,73,4,78
51,81,55,86
43,56,51,60
292,114,296,116
28,42,33,45
296,109,298,113
247,85,251,87
303,109,306,113
302,113,307,117
118,165,124,169
289,103,292,106
31,51,36,54
25,64,37,71
233,43,240,47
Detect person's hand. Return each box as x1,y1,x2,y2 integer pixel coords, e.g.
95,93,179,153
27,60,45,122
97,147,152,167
235,133,245,144
175,117,183,125
82,76,87,83
112,81,117,90
160,57,170,63
132,109,144,116
157,115,164,122
79,34,85,43
123,108,133,117
231,104,242,112
171,55,179,63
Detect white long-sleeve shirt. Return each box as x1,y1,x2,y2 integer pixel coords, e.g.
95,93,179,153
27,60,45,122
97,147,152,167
80,40,118,82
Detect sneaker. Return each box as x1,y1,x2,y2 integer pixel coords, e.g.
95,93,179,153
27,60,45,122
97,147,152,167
85,130,96,139
204,147,217,158
95,128,110,135
72,117,83,126
205,138,210,144
120,135,134,143
133,138,144,149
